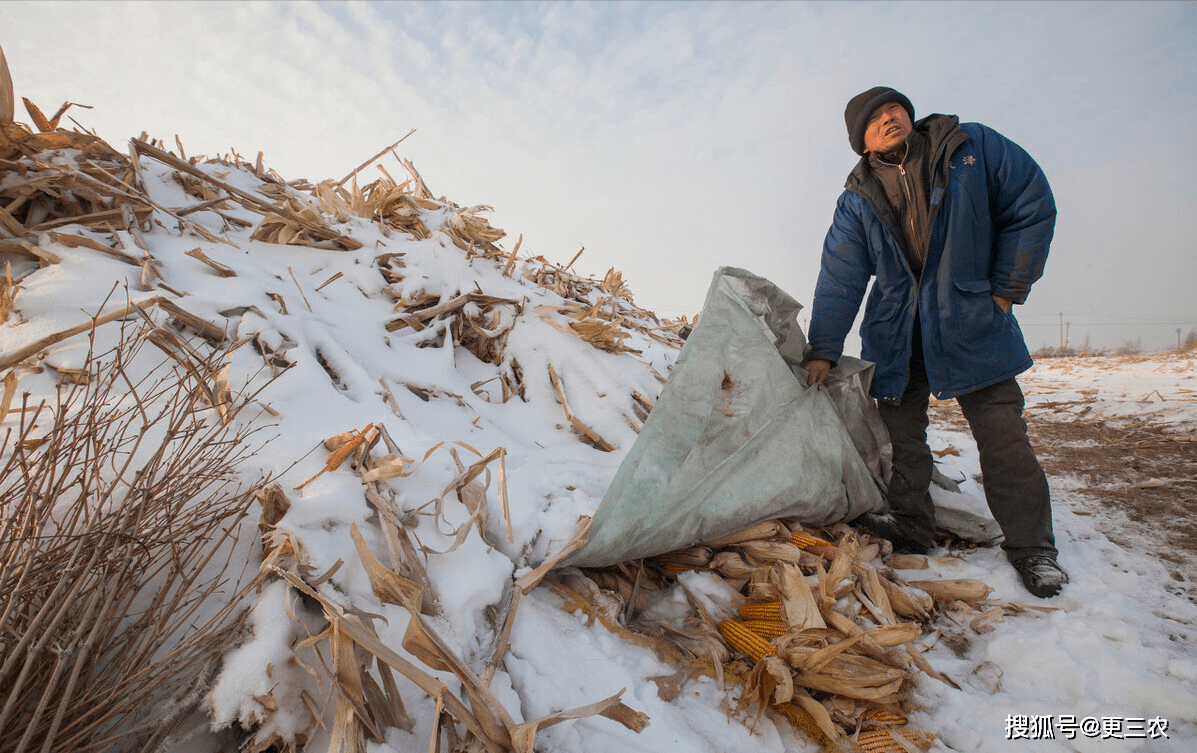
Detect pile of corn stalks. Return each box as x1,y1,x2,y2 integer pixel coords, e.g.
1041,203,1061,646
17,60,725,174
0,93,675,753
549,520,1050,752
0,118,644,748
0,74,682,441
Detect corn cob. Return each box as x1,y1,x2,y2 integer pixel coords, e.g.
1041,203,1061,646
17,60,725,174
718,619,777,662
651,545,714,568
742,619,788,639
855,730,906,753
710,551,756,578
771,700,839,745
702,520,790,547
738,600,783,622
791,531,837,559
737,540,806,565
861,708,908,726
856,728,936,752
906,578,992,605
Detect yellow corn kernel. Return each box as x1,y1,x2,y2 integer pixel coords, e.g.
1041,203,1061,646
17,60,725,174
856,728,936,753
791,531,837,559
742,619,788,639
738,600,783,622
719,619,778,662
855,730,903,753
861,708,908,726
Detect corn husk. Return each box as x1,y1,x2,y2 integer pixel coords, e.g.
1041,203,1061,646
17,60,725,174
0,43,13,124
906,578,992,605
559,517,1041,748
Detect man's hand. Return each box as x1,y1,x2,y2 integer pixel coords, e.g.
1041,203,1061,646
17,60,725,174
805,359,833,390
992,294,1012,314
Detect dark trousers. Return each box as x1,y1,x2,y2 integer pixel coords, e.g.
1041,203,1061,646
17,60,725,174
877,336,1057,563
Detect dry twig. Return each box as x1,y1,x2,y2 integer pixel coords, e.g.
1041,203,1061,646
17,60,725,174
0,320,273,752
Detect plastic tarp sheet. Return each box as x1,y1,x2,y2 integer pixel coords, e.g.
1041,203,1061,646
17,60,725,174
561,267,890,569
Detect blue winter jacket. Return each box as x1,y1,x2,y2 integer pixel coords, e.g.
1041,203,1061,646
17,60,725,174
808,117,1055,403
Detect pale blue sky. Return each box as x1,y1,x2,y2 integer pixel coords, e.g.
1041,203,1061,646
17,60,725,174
5,0,1195,350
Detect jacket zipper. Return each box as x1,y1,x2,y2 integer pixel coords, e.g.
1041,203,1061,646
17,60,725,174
895,160,918,261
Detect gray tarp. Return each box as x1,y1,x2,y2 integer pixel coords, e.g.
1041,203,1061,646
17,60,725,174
560,267,891,569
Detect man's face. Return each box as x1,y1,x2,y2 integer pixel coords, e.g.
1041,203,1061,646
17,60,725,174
863,101,912,154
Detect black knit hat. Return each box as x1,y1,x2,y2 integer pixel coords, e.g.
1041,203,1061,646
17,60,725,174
844,86,915,155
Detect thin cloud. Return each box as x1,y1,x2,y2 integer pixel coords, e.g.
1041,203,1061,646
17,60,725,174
4,0,1195,347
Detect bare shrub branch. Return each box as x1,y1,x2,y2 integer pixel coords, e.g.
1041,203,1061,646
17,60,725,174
0,318,274,753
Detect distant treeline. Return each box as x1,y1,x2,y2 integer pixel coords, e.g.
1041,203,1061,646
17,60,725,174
1033,328,1197,358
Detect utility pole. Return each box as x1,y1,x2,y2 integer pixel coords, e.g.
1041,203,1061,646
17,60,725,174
1059,312,1064,351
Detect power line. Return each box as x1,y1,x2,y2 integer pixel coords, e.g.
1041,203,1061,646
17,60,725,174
1020,313,1197,324
1021,321,1197,328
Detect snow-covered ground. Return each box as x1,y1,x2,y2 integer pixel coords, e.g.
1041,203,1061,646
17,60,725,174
2,140,1194,753
1023,353,1197,432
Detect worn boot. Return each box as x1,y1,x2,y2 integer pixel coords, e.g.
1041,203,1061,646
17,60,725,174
1012,555,1068,598
851,512,934,555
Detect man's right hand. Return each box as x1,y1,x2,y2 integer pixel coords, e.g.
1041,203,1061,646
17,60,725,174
805,359,833,389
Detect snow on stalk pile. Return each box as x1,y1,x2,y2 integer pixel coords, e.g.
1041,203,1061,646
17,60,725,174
0,102,684,752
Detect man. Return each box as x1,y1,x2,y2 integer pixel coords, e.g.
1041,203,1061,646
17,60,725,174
804,86,1067,598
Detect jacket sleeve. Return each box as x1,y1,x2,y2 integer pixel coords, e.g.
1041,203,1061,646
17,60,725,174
978,124,1056,304
807,193,874,364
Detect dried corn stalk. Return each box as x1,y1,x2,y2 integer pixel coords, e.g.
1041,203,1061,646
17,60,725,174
317,176,439,240
535,304,643,355
0,261,15,323
131,139,363,251
441,205,505,254
251,197,355,249
172,170,222,201
0,125,153,237
598,267,633,301
1,43,13,124
547,363,615,451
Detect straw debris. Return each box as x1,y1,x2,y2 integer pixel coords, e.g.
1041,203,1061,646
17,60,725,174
0,127,153,239
240,430,647,752
553,520,1044,750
